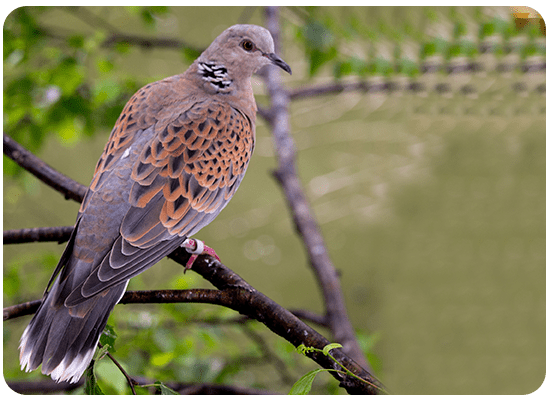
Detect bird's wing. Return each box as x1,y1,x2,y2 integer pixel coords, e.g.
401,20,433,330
63,89,254,307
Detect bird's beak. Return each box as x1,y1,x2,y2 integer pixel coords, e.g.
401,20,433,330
265,53,292,75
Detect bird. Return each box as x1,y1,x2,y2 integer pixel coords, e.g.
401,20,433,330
19,24,291,384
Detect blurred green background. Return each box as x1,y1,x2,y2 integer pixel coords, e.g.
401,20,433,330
3,6,545,395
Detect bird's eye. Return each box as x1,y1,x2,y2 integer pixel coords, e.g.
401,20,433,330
241,40,255,52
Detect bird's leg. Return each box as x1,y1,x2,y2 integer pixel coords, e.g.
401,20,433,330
181,238,220,271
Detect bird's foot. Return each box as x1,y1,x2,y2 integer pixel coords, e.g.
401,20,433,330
181,238,220,271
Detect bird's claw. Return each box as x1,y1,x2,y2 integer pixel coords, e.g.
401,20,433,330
181,238,220,272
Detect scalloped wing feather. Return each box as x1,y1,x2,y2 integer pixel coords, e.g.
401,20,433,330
65,97,254,304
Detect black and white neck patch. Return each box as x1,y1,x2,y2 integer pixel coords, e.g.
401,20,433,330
198,62,232,92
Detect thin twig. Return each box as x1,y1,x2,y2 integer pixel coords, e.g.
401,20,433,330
3,133,87,202
97,343,137,395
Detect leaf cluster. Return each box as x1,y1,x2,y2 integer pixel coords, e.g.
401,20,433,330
290,7,543,80
3,7,147,163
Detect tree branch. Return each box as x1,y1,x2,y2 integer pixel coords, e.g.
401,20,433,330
288,80,386,100
3,226,73,245
39,24,205,55
5,379,83,394
3,300,42,321
38,7,203,55
148,381,278,395
3,135,382,394
66,6,123,34
154,249,384,394
262,6,372,372
101,32,202,54
3,133,87,202
6,376,279,395
4,253,382,394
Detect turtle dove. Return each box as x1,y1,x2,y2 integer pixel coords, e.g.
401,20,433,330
19,24,291,384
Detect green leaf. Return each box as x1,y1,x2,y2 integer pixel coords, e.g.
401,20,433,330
480,22,495,38
67,34,85,49
334,57,368,78
96,360,128,395
396,58,419,77
155,380,180,395
100,324,118,352
96,58,115,74
151,352,175,367
49,57,84,95
94,344,110,362
55,118,82,146
322,343,342,356
84,361,105,395
289,369,324,395
128,6,169,27
308,47,337,76
93,79,122,105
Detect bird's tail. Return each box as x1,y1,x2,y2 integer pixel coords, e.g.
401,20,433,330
19,277,127,384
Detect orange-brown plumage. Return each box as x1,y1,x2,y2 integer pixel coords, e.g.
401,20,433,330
20,24,290,384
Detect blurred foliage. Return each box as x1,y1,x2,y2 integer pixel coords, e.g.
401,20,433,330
3,5,545,395
4,7,544,159
3,7,174,160
288,6,545,78
3,6,543,161
4,7,134,155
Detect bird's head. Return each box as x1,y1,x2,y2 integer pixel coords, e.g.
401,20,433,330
197,24,291,81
